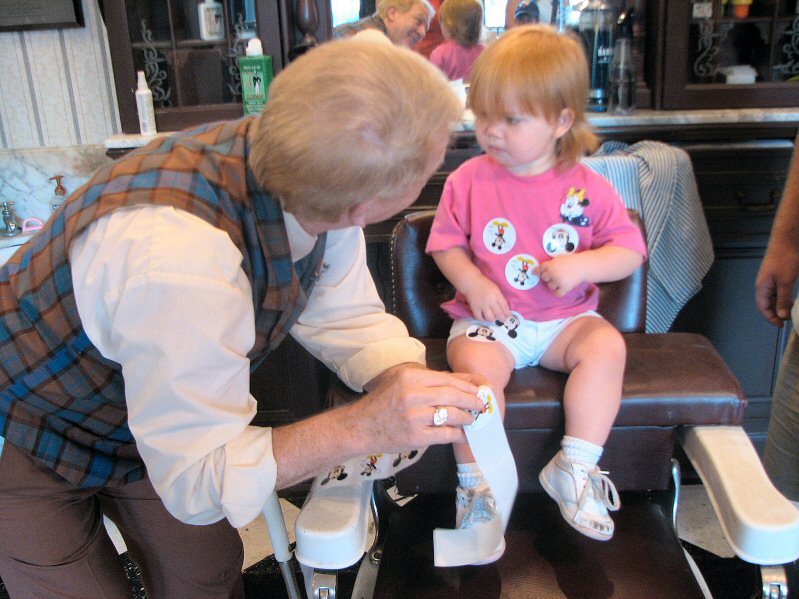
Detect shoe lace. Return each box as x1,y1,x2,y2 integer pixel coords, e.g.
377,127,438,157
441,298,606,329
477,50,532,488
578,468,621,512
460,494,499,528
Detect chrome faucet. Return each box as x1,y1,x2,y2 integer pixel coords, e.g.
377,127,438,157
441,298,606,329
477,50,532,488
1,202,21,237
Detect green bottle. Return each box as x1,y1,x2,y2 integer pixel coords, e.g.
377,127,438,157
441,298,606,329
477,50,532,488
239,37,273,116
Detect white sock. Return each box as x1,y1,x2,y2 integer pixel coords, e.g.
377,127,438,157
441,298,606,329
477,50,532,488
457,462,486,490
561,435,603,466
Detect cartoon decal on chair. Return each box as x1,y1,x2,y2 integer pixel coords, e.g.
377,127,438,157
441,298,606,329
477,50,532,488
360,454,382,477
320,464,349,485
318,450,425,487
393,450,419,467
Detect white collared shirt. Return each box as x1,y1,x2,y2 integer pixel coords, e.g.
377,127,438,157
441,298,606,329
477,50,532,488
70,204,424,527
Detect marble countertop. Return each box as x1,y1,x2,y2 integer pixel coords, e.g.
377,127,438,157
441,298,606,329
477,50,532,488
0,232,32,249
458,107,799,132
104,132,169,150
586,107,799,128
105,108,799,150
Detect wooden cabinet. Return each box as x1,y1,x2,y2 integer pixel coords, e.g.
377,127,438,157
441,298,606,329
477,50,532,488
100,0,331,134
647,0,799,108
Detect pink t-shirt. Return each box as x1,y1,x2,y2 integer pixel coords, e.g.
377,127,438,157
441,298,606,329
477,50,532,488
429,40,485,81
426,155,648,322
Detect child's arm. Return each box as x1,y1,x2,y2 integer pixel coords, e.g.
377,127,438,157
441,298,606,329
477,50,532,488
535,246,645,298
432,247,511,323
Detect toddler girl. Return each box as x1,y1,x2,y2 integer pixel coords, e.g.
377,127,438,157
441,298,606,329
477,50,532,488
427,24,648,560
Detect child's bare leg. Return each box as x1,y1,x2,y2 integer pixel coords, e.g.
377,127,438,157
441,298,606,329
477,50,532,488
541,316,625,445
447,334,514,464
538,316,625,541
445,334,515,563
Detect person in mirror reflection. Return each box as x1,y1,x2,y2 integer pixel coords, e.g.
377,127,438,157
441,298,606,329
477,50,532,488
427,25,647,558
333,0,436,48
0,39,485,599
415,0,445,58
755,131,799,510
506,0,543,28
429,0,486,82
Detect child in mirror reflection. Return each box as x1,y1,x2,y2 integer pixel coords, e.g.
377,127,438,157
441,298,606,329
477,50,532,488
429,0,485,82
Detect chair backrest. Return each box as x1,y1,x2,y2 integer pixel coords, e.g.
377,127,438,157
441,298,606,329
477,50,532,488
389,209,647,338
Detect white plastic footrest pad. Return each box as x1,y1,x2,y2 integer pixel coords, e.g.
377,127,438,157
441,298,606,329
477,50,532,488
680,426,799,565
294,477,373,570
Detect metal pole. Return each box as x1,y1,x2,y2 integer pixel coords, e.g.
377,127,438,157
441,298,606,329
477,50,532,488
262,492,303,599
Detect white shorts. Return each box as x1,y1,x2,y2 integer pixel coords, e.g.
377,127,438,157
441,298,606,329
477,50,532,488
448,310,601,369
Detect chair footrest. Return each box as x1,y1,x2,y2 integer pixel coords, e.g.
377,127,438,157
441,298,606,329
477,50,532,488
294,478,374,570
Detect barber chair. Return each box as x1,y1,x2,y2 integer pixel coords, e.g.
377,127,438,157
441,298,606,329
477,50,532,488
274,209,799,598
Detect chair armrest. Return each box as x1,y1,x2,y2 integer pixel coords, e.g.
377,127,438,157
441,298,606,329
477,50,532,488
679,425,799,565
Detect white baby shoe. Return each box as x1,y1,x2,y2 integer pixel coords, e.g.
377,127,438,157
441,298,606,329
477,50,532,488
455,485,506,564
539,451,620,541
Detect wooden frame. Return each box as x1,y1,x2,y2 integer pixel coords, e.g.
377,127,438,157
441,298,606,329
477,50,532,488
0,0,84,32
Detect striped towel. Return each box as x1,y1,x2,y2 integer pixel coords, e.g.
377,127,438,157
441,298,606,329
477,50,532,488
584,141,714,333
583,151,643,215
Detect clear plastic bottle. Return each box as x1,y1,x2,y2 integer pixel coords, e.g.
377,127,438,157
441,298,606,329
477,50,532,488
609,8,637,115
578,0,617,113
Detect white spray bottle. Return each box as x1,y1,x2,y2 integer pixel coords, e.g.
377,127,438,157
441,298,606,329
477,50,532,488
135,70,157,137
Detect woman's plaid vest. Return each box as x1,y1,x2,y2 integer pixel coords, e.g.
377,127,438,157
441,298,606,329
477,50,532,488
0,117,326,488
